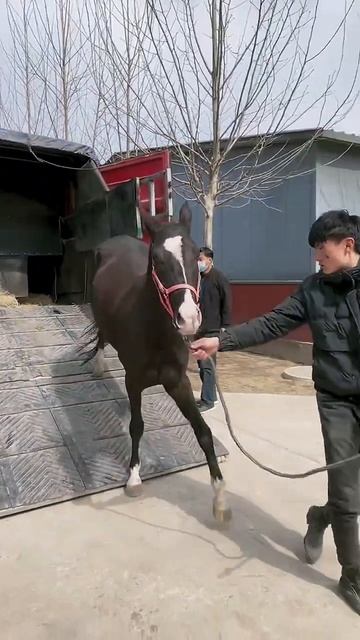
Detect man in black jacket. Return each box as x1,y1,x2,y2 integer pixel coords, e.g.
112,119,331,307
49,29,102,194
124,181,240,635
191,210,360,615
196,247,231,412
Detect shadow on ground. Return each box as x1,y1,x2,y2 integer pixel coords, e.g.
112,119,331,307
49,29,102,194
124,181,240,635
72,473,334,591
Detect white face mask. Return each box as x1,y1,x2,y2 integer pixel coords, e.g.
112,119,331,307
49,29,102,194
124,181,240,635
198,261,207,273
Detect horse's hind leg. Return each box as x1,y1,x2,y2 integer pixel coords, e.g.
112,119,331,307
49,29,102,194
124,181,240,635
124,376,144,498
164,375,231,524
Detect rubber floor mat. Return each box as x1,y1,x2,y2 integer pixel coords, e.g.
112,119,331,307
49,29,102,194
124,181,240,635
0,305,228,516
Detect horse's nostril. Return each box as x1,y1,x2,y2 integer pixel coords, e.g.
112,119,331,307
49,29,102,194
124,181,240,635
175,312,183,327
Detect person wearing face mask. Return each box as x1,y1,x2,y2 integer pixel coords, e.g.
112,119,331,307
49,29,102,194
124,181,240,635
191,210,360,616
195,247,232,412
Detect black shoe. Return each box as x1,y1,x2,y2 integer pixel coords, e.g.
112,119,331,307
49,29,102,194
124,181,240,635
196,400,214,413
303,505,328,564
338,570,360,615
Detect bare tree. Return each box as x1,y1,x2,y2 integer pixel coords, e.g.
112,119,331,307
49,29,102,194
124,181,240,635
87,0,155,158
0,68,14,130
95,0,360,246
3,0,43,132
3,0,104,148
2,0,359,212
28,0,93,140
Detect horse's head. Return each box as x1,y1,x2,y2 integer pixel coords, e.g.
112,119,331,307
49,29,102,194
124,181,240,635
143,203,202,336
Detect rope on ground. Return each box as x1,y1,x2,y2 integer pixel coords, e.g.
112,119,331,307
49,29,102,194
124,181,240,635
188,358,360,478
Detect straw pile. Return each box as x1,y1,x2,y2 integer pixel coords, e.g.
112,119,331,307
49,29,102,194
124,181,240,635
18,294,53,307
0,291,19,307
0,292,53,308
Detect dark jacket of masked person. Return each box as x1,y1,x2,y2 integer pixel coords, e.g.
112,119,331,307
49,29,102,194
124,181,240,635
197,267,232,338
219,267,360,397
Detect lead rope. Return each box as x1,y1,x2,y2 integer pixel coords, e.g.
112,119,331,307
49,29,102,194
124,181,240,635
187,351,360,478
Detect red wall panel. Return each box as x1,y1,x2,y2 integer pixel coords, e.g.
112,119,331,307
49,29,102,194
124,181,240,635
230,283,312,342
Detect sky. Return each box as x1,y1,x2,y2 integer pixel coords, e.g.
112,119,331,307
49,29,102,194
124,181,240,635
302,0,360,135
0,0,359,143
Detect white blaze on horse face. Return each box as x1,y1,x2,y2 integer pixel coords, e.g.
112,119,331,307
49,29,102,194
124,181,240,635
163,235,201,335
163,235,186,279
178,290,201,335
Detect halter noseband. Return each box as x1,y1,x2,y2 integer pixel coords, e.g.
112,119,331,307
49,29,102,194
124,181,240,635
152,265,201,321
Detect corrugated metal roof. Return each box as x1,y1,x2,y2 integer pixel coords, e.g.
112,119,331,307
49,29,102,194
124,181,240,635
265,128,360,146
106,128,360,165
193,128,360,151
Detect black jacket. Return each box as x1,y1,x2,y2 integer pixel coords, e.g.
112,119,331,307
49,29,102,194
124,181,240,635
219,268,360,397
197,267,232,337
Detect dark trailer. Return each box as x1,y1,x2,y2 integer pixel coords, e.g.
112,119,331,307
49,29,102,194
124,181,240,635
0,129,137,302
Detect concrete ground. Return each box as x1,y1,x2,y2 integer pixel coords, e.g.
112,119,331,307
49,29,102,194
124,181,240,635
0,393,359,640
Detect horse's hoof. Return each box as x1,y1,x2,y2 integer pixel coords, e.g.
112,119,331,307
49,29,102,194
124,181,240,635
125,483,143,498
213,503,232,524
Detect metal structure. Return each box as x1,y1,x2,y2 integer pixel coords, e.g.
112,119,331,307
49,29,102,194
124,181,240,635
0,130,172,301
0,304,227,517
100,151,173,244
0,133,224,518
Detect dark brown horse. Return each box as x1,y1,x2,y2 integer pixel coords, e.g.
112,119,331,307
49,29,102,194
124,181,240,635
84,204,231,522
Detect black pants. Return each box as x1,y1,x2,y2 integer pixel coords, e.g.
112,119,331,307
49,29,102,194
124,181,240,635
197,353,217,406
317,391,360,571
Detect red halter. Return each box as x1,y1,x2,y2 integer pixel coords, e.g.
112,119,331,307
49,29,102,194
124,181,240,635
152,266,201,321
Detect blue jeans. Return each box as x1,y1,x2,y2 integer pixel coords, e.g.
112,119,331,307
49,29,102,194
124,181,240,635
197,354,217,406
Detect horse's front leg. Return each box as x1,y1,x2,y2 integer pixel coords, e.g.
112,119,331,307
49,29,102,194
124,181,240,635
164,375,232,523
124,375,144,497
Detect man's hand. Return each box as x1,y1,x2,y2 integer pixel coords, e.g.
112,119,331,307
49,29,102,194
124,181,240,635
190,336,220,360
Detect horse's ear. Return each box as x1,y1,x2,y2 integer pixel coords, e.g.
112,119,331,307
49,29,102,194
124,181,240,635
179,202,192,235
141,213,169,239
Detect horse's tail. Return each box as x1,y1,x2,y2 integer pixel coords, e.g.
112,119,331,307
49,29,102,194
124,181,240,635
77,321,105,377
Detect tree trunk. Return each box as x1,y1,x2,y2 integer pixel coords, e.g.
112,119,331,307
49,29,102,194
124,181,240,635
204,196,215,248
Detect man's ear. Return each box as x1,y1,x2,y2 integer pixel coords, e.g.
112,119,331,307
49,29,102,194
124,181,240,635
179,202,192,235
345,237,356,252
141,213,169,239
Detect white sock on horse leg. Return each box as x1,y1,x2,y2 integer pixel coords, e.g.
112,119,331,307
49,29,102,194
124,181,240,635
127,464,142,487
212,478,227,511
